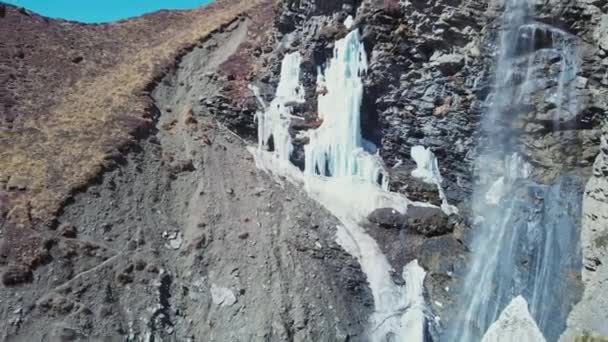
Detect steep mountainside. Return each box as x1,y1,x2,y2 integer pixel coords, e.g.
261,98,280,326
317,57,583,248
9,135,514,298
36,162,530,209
1,0,608,341
1,1,372,340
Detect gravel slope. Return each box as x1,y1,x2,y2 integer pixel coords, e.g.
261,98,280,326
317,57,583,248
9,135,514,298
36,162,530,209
0,18,372,342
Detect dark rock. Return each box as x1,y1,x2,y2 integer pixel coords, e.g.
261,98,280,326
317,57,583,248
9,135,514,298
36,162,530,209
392,172,442,206
38,294,74,314
406,205,453,237
2,265,33,286
391,270,406,285
368,208,407,229
169,159,195,176
59,223,77,238
418,235,465,274
50,325,84,341
316,24,346,42
116,272,133,285
135,259,147,271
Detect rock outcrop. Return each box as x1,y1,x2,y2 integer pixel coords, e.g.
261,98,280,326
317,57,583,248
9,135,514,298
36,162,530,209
481,296,546,342
561,135,608,340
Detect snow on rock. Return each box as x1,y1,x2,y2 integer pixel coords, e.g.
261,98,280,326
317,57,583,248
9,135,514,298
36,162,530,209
481,296,546,342
344,15,354,29
400,260,427,341
411,145,458,215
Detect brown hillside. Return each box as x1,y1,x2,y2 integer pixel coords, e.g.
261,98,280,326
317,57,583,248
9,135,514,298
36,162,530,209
0,0,269,230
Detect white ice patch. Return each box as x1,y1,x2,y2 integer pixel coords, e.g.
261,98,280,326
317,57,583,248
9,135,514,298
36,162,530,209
400,260,427,341
481,296,546,342
344,15,355,29
411,145,458,215
411,145,442,184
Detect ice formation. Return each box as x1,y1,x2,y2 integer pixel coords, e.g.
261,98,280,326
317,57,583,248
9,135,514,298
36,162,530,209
256,52,304,165
305,29,388,189
410,145,458,215
251,26,429,342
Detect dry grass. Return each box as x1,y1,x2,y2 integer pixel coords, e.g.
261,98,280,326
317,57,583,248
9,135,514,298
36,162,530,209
0,0,271,228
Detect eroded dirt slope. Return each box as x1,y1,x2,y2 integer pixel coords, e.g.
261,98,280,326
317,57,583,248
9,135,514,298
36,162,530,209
0,16,371,341
0,0,265,230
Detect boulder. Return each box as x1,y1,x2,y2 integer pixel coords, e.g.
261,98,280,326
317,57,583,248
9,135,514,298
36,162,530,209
406,205,453,237
481,296,546,342
392,173,442,206
368,208,407,229
431,53,465,76
211,284,237,307
2,265,33,286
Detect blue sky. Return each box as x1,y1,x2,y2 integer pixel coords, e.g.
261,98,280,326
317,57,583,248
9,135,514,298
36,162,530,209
4,0,214,23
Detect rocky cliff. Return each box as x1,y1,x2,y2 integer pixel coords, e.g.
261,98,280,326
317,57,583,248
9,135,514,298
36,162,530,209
236,0,608,339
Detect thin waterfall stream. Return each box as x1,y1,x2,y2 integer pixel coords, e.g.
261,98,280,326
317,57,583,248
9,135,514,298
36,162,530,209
447,0,583,341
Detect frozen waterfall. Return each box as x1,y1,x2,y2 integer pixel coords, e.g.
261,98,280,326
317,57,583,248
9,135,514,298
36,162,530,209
305,28,388,189
256,52,304,165
251,25,429,342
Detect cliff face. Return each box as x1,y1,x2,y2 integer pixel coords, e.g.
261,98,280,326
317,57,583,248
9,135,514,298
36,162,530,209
240,0,608,339
1,0,608,340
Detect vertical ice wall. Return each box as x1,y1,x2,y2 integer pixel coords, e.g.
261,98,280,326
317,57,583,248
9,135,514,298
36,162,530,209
305,29,388,189
257,52,304,164
305,27,423,342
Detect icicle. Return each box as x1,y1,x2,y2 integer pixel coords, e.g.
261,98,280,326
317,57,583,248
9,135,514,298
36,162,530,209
304,29,388,189
256,52,304,164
